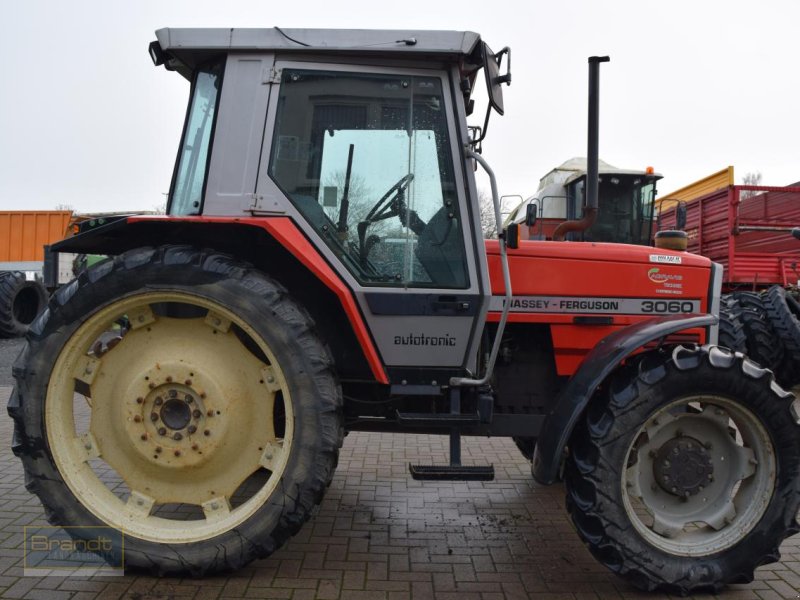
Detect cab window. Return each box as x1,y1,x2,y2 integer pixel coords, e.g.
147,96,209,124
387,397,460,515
269,69,468,288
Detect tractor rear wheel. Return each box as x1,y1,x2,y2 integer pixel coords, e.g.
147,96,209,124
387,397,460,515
0,271,48,338
566,345,800,594
8,246,343,575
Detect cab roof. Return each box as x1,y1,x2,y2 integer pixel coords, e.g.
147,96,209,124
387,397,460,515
153,27,483,75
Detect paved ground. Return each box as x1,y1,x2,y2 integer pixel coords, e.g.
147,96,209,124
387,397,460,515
2,339,800,598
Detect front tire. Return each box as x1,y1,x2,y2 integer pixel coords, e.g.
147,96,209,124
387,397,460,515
566,345,800,594
8,246,343,575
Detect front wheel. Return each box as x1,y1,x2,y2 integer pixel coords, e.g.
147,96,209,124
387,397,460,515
566,345,800,594
9,246,343,575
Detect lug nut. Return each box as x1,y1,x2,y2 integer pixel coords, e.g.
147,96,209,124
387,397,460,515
187,425,197,434
207,410,214,417
166,376,173,383
148,382,156,389
169,389,177,399
185,394,194,403
136,397,144,404
204,429,211,436
155,446,162,453
150,412,159,422
200,392,207,399
173,432,183,441
158,427,166,436
192,443,199,451
185,379,192,386
133,415,142,423
192,409,202,419
140,433,148,441
154,397,163,406
174,449,181,457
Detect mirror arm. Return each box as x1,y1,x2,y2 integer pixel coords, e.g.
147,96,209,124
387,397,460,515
495,47,512,85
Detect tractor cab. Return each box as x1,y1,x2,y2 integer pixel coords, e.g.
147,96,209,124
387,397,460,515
508,158,662,244
147,28,510,383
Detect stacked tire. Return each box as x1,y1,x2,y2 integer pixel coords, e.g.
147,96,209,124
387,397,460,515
762,286,800,387
0,271,48,338
719,287,800,388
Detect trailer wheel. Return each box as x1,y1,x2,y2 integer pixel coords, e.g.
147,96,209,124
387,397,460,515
8,246,343,575
566,345,800,594
763,286,800,387
0,271,48,338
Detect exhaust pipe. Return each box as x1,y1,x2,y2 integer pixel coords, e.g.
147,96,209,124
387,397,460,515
553,55,610,241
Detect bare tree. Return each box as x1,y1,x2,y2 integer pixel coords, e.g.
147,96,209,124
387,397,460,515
54,203,73,212
321,171,374,229
741,171,762,200
478,189,498,239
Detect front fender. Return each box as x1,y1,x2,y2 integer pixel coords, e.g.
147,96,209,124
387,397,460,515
531,313,716,484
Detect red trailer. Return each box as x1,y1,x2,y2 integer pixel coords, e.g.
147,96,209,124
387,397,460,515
658,185,800,290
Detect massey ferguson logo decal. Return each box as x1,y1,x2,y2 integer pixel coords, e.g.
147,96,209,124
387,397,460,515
647,268,684,295
394,333,457,347
648,268,670,283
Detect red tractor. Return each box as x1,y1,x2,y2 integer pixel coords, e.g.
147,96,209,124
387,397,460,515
9,28,800,594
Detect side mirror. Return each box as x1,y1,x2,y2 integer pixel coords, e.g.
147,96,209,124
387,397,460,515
483,43,511,116
676,201,687,230
792,227,800,241
505,223,520,249
525,203,538,227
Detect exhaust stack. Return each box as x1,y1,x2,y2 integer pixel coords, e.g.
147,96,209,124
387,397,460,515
553,56,610,241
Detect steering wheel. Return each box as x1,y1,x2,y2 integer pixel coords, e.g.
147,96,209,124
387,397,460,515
357,173,415,265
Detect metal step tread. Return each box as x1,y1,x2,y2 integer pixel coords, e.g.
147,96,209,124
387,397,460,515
409,463,495,481
396,411,481,425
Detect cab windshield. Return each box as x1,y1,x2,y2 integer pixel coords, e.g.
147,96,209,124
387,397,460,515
568,175,658,245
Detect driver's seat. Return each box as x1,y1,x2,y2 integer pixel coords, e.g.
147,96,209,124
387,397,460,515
415,207,467,288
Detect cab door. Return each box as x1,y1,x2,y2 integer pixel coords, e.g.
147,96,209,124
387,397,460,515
256,62,489,383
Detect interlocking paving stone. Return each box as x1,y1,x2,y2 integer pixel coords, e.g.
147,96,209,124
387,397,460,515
1,385,800,599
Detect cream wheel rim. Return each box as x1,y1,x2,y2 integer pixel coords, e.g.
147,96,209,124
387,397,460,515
45,291,294,543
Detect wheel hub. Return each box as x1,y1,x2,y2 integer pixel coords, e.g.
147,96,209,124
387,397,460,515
124,369,223,470
653,435,713,497
160,396,193,430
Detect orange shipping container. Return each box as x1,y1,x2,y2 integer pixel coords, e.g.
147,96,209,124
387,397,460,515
0,211,72,263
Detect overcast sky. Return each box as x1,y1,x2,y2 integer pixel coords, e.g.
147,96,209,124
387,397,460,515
2,0,798,213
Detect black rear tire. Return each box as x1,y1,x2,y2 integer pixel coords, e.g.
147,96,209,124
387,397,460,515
725,292,784,375
8,246,343,575
566,345,800,594
718,297,746,354
0,271,48,338
763,286,800,386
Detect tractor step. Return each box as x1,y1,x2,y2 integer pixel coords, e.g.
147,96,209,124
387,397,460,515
409,464,495,481
395,411,481,427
